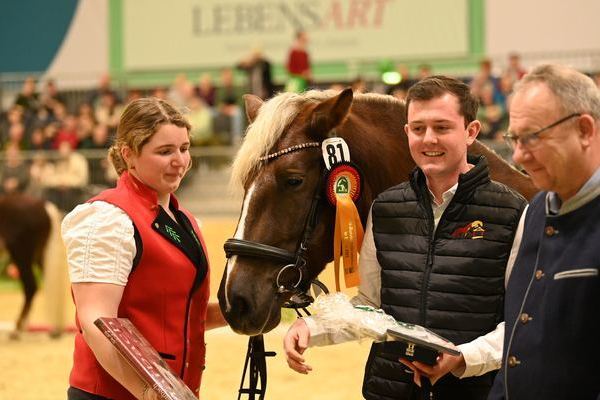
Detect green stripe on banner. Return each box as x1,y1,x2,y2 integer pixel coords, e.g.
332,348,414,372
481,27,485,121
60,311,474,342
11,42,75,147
469,0,486,57
109,0,124,80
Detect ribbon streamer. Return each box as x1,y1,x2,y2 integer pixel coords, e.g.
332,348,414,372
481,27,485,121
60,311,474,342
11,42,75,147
333,194,364,291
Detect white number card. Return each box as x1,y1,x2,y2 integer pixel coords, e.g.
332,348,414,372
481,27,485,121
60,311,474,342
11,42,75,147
322,137,351,170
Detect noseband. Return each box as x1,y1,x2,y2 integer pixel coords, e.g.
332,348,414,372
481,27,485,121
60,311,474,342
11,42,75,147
224,142,324,295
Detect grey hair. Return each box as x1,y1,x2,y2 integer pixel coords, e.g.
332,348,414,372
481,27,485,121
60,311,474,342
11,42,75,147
514,64,600,120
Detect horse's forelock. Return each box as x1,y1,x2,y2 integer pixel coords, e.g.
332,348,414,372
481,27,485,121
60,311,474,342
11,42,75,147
229,90,404,189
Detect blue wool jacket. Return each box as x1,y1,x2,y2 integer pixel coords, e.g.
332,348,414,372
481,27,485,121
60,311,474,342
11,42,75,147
489,191,600,400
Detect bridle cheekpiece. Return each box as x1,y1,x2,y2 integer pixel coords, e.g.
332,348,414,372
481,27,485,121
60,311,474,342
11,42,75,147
224,142,325,295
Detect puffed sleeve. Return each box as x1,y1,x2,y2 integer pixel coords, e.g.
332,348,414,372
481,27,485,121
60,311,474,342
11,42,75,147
61,201,136,286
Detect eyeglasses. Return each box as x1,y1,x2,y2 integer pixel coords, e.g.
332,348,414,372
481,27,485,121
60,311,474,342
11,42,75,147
503,113,581,150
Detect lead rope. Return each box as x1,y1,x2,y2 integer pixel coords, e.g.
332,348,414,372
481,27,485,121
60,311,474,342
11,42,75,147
237,335,275,400
237,280,329,399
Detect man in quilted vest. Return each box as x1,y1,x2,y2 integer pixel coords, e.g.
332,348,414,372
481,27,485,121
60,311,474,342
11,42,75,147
284,76,527,399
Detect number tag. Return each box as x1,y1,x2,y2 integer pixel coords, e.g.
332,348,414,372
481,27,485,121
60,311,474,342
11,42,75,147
322,137,351,170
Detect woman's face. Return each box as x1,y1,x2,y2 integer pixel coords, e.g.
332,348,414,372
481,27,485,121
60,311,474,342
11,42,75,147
125,123,191,200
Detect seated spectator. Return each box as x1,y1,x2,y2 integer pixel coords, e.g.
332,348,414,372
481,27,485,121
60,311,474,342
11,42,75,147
0,105,25,148
217,68,242,107
40,79,67,118
0,144,30,194
87,73,120,109
217,68,244,143
168,74,194,108
38,141,89,212
195,73,217,107
351,76,367,93
187,96,214,146
28,126,46,150
4,122,26,150
41,122,59,150
53,115,79,150
76,113,97,149
94,91,123,136
87,124,114,187
470,58,501,102
476,83,506,140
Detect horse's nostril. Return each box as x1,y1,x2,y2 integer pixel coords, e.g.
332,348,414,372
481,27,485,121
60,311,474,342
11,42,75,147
229,294,250,316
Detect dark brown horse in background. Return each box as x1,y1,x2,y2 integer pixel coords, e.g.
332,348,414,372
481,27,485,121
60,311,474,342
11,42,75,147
0,193,66,338
218,88,537,336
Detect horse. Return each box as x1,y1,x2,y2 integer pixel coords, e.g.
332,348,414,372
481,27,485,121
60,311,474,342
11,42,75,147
0,193,67,338
218,88,537,336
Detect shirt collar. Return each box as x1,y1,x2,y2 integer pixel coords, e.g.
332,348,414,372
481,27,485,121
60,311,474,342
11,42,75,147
429,182,458,207
546,166,600,215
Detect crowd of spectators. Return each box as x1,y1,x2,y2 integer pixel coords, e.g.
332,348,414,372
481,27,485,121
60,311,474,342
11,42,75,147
2,53,599,213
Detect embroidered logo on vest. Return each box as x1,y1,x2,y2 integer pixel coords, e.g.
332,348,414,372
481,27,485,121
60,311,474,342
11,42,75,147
165,225,181,243
451,220,485,239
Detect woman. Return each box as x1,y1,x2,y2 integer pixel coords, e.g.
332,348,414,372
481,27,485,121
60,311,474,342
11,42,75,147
62,98,226,400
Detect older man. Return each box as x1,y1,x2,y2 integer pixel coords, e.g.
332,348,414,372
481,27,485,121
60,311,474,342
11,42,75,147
489,64,600,399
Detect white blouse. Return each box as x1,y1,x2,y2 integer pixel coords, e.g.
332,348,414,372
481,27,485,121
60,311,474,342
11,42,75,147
61,201,137,286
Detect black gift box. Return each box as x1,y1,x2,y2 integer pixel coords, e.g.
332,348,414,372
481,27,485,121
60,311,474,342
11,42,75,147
384,326,461,366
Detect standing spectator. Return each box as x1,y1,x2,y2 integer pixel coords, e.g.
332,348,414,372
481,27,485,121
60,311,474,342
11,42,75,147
504,52,527,82
14,76,40,116
285,30,312,93
417,64,433,81
237,47,274,100
489,64,600,400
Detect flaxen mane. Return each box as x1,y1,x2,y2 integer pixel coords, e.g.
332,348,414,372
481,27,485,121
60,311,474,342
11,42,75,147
230,90,402,188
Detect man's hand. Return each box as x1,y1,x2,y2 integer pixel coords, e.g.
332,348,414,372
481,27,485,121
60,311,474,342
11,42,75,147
283,318,313,374
400,353,465,386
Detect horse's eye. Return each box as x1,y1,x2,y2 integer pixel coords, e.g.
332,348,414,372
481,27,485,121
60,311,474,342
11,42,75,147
286,177,303,187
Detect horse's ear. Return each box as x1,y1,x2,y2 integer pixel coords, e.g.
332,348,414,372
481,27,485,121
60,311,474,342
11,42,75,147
243,94,264,123
310,88,353,138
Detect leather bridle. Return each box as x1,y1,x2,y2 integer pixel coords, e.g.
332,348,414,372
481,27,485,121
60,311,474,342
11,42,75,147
223,142,325,296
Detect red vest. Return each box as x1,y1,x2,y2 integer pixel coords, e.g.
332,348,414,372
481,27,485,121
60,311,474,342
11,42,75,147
70,171,210,399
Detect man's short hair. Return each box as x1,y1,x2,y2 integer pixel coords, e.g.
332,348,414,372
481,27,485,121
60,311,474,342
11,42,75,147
405,75,478,127
515,64,600,121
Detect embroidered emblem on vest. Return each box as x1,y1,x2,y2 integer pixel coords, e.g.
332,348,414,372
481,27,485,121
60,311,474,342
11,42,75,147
165,225,181,243
451,220,485,239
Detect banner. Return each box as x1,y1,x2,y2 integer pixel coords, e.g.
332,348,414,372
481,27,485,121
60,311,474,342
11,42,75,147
123,0,469,70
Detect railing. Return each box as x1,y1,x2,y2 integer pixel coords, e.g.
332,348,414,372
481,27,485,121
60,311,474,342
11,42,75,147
2,49,600,110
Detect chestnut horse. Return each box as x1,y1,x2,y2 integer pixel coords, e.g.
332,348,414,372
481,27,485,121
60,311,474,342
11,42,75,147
0,193,67,337
218,89,537,336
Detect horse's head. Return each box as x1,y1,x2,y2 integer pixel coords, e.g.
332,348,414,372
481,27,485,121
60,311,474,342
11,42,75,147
218,89,355,335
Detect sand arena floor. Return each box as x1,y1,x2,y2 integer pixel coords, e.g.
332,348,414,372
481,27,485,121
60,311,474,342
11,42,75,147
0,218,371,400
